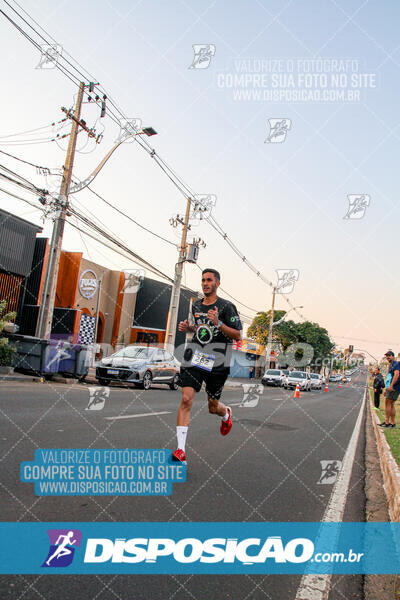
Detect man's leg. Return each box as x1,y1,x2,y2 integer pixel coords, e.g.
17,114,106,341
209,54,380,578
207,396,228,417
374,391,380,409
385,396,391,424
389,398,396,425
177,387,196,427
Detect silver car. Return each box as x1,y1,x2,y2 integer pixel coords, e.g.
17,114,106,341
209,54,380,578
310,373,322,390
283,370,311,391
96,345,180,390
262,368,284,387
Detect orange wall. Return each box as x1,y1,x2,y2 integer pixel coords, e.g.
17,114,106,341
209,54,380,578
55,251,82,308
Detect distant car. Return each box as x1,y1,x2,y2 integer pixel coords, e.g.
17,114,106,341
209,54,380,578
96,345,180,390
262,368,284,386
310,373,322,390
329,374,342,382
283,370,311,391
342,375,351,382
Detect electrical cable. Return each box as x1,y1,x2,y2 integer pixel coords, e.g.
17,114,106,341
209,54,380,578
85,185,177,247
0,186,46,212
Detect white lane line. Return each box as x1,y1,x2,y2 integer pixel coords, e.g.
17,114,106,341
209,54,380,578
105,411,171,421
295,386,367,600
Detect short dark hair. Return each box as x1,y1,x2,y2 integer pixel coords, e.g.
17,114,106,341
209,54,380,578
202,268,220,282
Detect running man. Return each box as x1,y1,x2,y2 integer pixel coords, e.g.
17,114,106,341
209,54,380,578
172,269,242,463
45,531,77,566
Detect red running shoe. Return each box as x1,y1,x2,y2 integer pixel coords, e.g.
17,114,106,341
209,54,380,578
172,448,186,463
220,407,232,436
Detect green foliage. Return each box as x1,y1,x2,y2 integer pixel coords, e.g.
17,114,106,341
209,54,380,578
0,300,17,366
0,300,16,334
248,311,335,365
247,310,297,349
0,341,16,366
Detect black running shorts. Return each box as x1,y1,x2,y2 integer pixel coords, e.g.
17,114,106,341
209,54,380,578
179,366,229,400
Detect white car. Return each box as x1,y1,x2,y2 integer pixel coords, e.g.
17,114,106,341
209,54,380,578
310,373,322,390
262,368,284,387
283,370,311,391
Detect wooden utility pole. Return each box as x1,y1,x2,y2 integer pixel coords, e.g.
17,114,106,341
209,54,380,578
164,196,191,352
36,82,85,339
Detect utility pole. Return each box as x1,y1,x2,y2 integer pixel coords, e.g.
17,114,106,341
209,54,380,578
36,82,85,339
265,286,276,370
164,196,191,352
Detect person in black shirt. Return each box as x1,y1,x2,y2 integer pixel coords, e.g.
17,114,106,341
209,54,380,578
373,367,385,410
172,269,242,463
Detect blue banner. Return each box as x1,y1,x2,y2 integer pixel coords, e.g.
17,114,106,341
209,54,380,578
0,522,399,574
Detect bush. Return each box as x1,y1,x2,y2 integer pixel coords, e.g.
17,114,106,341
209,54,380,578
0,340,16,366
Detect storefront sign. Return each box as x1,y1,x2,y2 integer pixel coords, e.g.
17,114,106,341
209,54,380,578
79,270,98,299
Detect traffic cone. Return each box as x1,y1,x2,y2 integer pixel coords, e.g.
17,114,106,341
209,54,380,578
324,383,329,392
338,382,342,389
294,383,300,398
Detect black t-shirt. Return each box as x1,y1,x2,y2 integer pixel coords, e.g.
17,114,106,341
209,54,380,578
184,297,242,373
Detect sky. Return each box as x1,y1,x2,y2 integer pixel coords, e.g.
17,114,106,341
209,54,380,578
0,0,399,362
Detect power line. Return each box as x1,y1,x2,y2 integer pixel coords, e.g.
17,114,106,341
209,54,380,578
1,2,308,324
0,186,46,213
67,204,174,283
0,148,55,172
85,185,177,247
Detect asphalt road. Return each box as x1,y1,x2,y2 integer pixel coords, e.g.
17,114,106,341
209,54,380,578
0,371,367,599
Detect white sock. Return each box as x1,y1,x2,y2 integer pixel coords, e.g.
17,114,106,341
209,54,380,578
222,408,230,422
176,426,188,452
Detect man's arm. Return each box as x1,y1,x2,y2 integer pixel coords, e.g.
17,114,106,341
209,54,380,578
207,306,242,341
389,366,399,391
218,322,241,341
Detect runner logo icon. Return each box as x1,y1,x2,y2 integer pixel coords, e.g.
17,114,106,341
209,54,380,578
195,324,213,344
42,529,82,567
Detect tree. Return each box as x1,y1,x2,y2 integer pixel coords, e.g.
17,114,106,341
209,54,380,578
247,311,297,349
247,312,334,369
0,300,17,366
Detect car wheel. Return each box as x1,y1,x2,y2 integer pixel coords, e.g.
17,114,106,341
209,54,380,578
169,374,180,391
98,378,110,386
142,371,152,390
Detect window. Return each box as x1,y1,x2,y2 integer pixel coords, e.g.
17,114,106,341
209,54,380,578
113,346,152,359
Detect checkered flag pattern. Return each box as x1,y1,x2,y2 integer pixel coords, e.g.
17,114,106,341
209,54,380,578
77,313,96,345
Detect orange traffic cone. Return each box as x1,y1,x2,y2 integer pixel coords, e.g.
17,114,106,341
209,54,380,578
294,383,300,398
338,382,342,389
324,383,329,392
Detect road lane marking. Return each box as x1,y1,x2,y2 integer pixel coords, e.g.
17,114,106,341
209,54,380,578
295,386,367,600
105,411,171,421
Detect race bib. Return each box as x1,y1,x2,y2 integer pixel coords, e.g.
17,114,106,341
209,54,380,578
191,349,215,372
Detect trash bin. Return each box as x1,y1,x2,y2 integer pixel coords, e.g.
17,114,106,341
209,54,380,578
55,341,76,376
42,339,67,377
74,345,91,380
9,334,49,376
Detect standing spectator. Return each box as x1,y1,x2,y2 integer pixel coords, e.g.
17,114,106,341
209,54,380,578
373,367,385,410
379,351,400,428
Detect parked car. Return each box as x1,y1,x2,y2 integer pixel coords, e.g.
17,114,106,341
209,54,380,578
262,368,284,386
329,374,342,382
310,373,322,390
96,345,180,390
342,375,351,382
283,370,311,391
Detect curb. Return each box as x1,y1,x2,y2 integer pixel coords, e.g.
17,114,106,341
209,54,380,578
368,396,400,521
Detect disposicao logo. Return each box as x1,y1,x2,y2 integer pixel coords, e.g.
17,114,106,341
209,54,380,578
83,536,314,565
42,529,82,567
